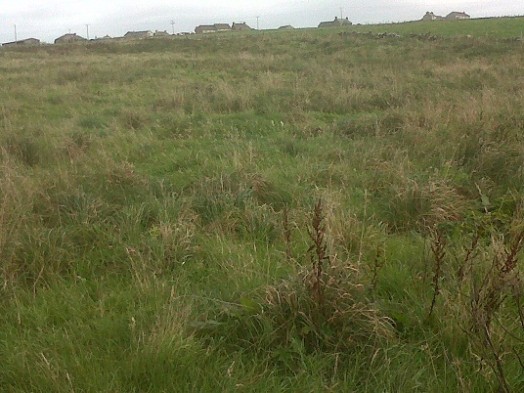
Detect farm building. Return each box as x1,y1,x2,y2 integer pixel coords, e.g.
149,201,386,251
195,23,234,34
278,25,295,30
446,12,470,20
214,23,232,32
422,12,444,21
153,30,170,37
195,25,217,34
2,38,40,47
124,31,153,39
318,17,352,28
232,22,252,31
54,33,86,44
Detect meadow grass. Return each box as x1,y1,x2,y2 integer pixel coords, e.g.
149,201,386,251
346,16,524,39
1,22,523,392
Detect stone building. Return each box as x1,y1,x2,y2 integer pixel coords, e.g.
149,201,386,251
318,17,352,28
446,12,470,20
232,22,252,31
124,31,153,39
422,12,444,21
54,33,86,44
2,38,40,47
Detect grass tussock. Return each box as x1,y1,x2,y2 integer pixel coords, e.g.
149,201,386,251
194,200,393,364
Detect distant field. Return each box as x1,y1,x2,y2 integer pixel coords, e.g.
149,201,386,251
303,16,524,38
1,26,523,392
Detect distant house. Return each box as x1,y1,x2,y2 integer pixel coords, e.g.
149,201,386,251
153,30,170,37
232,22,252,31
195,25,217,34
2,38,40,47
95,35,112,41
446,12,470,20
318,17,352,28
124,31,153,39
278,25,295,30
214,23,232,32
54,33,87,44
195,22,250,34
422,12,444,21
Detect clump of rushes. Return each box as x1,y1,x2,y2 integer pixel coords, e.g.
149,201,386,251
263,199,394,353
275,199,394,351
201,199,394,357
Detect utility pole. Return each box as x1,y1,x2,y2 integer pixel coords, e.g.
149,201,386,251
14,24,17,42
171,20,175,35
256,16,260,30
86,24,90,40
340,7,344,19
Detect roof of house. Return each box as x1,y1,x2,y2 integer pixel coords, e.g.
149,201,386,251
55,33,86,42
2,38,40,46
446,11,470,18
214,23,231,29
232,22,252,29
195,25,217,31
124,31,152,37
422,11,444,20
318,17,352,28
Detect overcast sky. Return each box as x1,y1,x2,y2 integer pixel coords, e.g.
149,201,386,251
0,1,522,43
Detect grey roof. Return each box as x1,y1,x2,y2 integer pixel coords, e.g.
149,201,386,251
195,25,216,31
232,22,252,29
2,38,40,46
54,33,86,42
446,11,470,19
124,31,152,37
318,17,352,28
214,23,231,29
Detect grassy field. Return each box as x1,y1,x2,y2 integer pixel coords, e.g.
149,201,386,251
1,22,524,392
347,16,524,38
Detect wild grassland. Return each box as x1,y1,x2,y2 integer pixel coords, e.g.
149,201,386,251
346,16,524,39
1,26,523,392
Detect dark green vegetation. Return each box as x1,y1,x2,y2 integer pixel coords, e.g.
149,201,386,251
1,21,523,392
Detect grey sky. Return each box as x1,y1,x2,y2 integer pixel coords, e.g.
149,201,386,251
1,1,522,43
